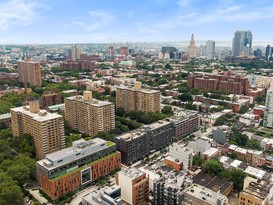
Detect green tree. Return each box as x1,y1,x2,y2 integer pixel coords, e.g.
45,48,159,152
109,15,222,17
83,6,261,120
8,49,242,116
223,168,246,191
161,106,173,116
178,93,193,102
120,125,129,133
204,159,223,176
193,155,202,166
245,139,262,151
0,171,23,205
6,164,30,186
238,105,249,114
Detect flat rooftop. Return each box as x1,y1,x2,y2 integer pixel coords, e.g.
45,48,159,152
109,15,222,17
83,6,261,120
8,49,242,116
0,113,11,120
115,120,171,141
10,106,62,122
65,95,113,107
117,85,159,94
37,138,115,170
119,168,145,180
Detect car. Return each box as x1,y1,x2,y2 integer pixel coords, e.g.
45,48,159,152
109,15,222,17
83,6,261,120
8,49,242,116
28,200,32,205
26,198,29,202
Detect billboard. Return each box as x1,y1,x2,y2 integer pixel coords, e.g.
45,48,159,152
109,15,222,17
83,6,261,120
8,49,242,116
81,167,91,185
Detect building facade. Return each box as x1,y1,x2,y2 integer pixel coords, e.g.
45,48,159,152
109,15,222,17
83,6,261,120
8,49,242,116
17,57,42,86
114,120,175,165
116,82,161,113
206,40,215,60
65,91,115,136
187,34,197,58
36,138,121,200
264,87,273,128
232,30,252,57
11,101,65,159
116,168,149,205
238,176,273,205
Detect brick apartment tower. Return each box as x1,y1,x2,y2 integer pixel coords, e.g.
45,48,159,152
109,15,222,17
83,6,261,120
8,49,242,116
65,91,115,136
17,57,42,86
116,168,149,205
116,82,161,113
11,101,65,159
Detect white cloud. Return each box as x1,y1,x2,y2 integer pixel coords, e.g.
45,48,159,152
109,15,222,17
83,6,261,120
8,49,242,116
178,0,189,7
0,0,47,31
67,10,114,31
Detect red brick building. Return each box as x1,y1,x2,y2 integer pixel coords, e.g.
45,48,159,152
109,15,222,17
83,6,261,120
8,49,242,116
187,71,250,95
36,138,121,200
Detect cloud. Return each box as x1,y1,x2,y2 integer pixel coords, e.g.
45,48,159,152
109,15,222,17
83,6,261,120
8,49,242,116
178,0,189,7
0,0,48,31
66,10,114,31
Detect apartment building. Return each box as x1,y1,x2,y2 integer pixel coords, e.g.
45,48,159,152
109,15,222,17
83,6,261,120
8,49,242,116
116,168,149,205
113,120,174,165
116,82,161,113
36,138,121,200
183,183,228,205
11,101,65,159
238,176,273,205
17,57,42,86
165,143,193,171
41,92,62,108
187,71,249,95
65,91,115,136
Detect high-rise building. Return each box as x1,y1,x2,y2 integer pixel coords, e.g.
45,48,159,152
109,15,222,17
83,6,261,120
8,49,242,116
116,168,149,205
17,57,42,86
187,34,197,58
264,87,273,128
108,45,115,57
11,101,65,159
206,40,215,60
265,45,273,61
114,120,174,165
119,46,129,56
116,82,161,113
36,138,121,200
65,91,115,137
232,30,252,57
70,45,81,61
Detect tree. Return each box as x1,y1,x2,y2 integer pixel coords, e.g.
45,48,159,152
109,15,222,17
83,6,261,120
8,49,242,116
238,105,249,114
6,164,30,187
0,171,23,205
245,139,262,150
115,107,125,117
161,106,173,116
193,155,202,166
224,168,246,191
178,93,193,102
120,125,129,133
204,159,223,176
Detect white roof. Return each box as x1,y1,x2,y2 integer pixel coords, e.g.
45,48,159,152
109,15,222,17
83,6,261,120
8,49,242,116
244,166,266,179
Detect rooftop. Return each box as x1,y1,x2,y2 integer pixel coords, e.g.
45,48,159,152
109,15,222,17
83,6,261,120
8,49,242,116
119,168,145,180
65,95,113,107
37,138,115,170
0,113,11,120
115,120,172,141
10,106,62,122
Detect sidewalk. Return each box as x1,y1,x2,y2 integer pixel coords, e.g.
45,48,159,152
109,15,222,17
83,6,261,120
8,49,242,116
28,189,52,205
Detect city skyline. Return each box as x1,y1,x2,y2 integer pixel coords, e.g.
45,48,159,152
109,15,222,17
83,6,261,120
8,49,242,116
1,0,273,44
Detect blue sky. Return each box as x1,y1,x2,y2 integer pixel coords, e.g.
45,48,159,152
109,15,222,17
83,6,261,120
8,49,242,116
0,0,273,44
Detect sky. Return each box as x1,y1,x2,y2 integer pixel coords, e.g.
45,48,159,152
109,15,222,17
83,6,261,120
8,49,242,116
0,0,273,44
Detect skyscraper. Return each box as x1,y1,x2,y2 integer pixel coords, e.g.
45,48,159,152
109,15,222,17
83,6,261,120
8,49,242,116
65,91,115,136
17,57,42,86
232,30,252,57
116,82,161,113
70,45,81,61
11,101,65,159
264,87,273,128
206,40,215,60
265,45,273,61
187,34,197,58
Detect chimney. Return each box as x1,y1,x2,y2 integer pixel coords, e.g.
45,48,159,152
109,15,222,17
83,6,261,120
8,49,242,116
29,101,40,113
83,91,92,101
134,81,142,90
25,56,31,62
